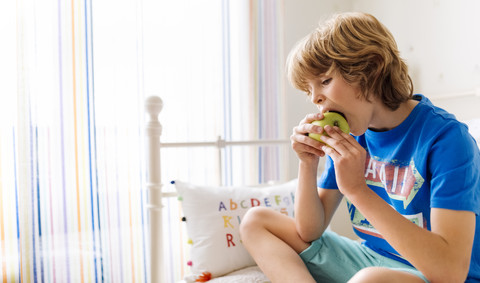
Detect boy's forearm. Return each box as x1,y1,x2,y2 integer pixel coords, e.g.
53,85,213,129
347,186,472,282
294,161,343,242
294,161,326,242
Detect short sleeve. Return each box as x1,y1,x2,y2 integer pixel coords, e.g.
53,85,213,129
429,122,480,214
317,156,339,189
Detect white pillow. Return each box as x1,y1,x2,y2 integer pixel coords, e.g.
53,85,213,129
174,179,297,279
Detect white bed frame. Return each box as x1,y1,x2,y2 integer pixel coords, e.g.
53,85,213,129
145,96,290,282
145,89,480,282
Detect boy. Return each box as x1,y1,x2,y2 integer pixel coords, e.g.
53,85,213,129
240,12,480,282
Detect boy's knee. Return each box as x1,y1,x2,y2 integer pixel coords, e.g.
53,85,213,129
349,267,389,283
239,206,271,239
349,267,424,283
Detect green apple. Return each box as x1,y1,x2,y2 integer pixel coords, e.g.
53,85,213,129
308,112,350,142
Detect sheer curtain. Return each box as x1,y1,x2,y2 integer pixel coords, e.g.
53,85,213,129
1,0,284,282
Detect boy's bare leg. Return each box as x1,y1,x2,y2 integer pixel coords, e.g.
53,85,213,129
348,267,425,283
240,206,315,283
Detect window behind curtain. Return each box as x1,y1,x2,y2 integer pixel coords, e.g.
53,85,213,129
0,0,285,281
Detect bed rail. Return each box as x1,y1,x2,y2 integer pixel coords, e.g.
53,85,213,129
145,96,289,282
429,86,480,121
430,86,480,100
145,96,164,283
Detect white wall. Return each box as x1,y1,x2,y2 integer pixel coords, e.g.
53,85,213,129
351,0,480,96
351,0,480,120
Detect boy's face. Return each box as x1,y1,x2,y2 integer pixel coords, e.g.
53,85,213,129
305,71,375,136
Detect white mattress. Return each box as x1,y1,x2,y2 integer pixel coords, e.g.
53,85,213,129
181,266,270,283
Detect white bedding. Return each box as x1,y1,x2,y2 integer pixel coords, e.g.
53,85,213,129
208,266,270,283
182,266,270,283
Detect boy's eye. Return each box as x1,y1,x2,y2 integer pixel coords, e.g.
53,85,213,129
322,78,332,85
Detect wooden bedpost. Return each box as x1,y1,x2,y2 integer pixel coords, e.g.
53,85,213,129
145,96,164,283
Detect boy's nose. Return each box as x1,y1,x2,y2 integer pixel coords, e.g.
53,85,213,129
311,92,325,105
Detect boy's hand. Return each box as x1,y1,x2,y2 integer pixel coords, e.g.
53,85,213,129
319,125,367,197
290,113,328,164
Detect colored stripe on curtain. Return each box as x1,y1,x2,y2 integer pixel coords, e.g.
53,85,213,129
250,0,286,184
221,0,286,187
4,0,148,282
1,0,285,282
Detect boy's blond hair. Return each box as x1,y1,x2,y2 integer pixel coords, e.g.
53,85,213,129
286,12,413,110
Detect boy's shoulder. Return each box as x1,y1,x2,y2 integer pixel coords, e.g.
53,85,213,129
360,94,471,150
413,94,463,131
413,94,475,150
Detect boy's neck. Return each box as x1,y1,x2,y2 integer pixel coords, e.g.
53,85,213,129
368,99,419,132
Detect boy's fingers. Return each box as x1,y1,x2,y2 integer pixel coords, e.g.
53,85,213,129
301,112,325,124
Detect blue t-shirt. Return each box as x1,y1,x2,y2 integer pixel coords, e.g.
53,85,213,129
318,94,480,281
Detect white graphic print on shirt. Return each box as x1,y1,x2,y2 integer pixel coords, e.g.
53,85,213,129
347,153,426,238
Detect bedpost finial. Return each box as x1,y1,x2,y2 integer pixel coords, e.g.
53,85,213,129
146,96,163,116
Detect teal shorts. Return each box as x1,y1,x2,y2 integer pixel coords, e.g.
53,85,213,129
299,230,429,282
